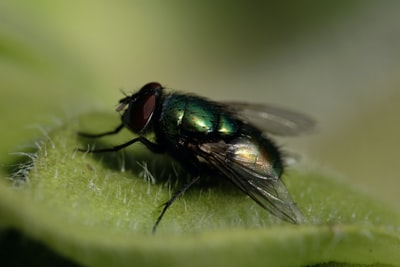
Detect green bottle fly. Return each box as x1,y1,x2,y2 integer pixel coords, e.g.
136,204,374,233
78,82,314,233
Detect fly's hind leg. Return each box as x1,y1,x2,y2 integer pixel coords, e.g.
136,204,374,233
152,175,201,234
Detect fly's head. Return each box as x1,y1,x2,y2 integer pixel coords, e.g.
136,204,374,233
117,82,163,134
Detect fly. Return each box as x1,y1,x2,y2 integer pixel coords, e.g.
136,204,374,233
77,82,314,233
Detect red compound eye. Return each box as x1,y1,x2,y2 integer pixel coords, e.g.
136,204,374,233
129,94,156,132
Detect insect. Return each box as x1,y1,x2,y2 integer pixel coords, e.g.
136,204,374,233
77,82,314,233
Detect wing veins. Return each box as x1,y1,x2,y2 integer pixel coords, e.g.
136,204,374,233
197,142,304,224
223,101,315,136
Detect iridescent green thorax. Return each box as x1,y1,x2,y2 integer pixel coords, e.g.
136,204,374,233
158,94,239,141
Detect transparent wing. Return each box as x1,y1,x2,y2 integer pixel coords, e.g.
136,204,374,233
223,101,315,136
197,141,304,224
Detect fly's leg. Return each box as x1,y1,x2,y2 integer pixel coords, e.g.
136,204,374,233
77,123,124,138
152,175,201,234
76,136,165,153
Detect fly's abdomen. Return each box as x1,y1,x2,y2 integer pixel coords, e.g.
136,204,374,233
226,136,283,178
160,94,240,141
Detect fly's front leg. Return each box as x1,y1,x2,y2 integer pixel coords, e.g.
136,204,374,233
77,123,124,138
76,136,165,154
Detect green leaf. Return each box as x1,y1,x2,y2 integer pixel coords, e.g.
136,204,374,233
1,113,399,267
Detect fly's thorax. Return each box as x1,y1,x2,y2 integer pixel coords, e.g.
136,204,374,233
159,94,240,142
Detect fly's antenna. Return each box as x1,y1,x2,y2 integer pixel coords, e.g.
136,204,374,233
116,95,132,112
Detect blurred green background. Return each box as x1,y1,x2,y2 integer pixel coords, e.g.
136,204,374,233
1,1,399,265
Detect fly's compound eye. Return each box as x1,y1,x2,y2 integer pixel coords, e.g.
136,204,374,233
124,93,156,133
142,82,162,91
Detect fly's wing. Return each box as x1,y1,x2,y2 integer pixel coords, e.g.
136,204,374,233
197,140,304,224
223,102,315,136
